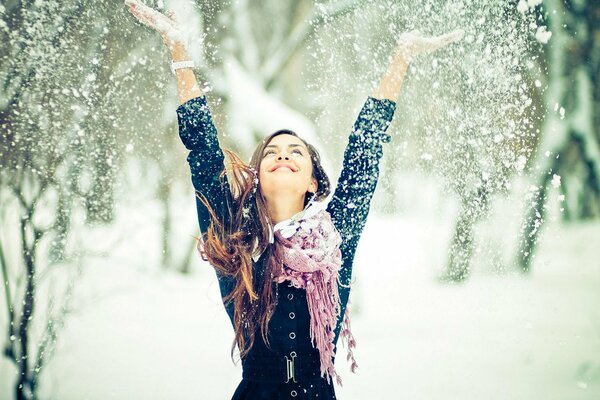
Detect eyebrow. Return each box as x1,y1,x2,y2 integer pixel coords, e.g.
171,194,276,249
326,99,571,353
263,144,307,151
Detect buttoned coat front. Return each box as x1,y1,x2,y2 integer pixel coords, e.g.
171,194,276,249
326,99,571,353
177,95,396,400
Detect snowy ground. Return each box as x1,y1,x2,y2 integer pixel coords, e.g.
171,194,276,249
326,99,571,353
1,184,599,400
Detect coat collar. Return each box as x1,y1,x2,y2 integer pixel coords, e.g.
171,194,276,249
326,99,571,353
251,197,325,262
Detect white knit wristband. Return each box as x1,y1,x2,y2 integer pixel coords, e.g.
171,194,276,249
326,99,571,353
171,60,195,75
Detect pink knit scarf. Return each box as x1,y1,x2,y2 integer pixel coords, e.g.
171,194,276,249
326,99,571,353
269,202,357,386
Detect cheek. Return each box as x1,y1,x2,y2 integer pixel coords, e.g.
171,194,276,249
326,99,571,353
301,160,314,178
258,164,269,185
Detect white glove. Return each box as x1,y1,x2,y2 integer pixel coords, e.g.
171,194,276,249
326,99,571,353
125,0,188,49
394,29,464,61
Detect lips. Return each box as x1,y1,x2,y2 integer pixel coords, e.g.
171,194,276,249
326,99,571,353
270,163,298,172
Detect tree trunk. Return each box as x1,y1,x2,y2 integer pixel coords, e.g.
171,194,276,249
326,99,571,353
159,171,172,269
516,0,600,272
441,181,490,282
16,211,42,400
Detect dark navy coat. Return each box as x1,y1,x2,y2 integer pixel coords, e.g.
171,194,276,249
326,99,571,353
177,95,396,399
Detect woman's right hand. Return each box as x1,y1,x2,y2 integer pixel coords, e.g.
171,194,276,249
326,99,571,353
125,0,188,57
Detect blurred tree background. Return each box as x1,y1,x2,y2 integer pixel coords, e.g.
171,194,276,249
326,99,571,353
0,0,598,399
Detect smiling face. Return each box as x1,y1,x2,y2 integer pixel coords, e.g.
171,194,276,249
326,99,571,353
258,134,318,202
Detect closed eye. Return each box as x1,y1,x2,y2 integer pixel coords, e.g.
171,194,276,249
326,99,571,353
263,148,304,157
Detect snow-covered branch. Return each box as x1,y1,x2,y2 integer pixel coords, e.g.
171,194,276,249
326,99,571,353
261,0,367,88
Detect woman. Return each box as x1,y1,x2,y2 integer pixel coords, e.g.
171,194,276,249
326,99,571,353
126,1,462,398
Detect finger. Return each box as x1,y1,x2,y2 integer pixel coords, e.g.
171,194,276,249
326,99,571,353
136,2,170,24
423,30,463,53
126,1,152,22
129,2,173,34
438,29,464,45
166,9,177,22
128,0,166,26
129,6,157,28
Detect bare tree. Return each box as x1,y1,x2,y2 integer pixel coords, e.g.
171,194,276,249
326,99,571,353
516,0,600,273
0,1,157,398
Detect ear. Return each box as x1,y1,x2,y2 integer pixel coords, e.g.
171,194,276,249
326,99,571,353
308,178,318,194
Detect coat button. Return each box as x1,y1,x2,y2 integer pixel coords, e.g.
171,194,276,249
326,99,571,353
287,293,293,300
291,390,297,397
289,312,295,319
289,332,296,339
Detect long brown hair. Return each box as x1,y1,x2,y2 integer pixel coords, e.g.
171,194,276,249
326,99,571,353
197,129,331,361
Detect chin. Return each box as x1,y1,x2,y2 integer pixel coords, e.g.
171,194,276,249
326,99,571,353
261,185,307,199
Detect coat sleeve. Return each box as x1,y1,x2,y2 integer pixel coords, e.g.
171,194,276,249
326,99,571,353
326,96,396,288
176,95,235,296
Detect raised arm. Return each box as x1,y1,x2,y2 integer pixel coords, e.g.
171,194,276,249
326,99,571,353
176,97,232,236
326,96,396,287
176,98,235,300
328,29,464,284
126,1,234,293
126,0,202,104
331,29,464,344
126,0,228,229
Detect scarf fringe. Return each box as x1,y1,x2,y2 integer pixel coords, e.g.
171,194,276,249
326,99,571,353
340,303,358,374
271,207,358,387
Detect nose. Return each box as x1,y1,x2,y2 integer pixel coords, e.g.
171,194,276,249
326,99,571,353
277,153,290,160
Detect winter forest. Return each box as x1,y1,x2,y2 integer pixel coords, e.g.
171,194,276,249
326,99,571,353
1,0,599,399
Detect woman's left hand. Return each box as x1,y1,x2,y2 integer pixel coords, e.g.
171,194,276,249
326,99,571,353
372,28,464,103
393,29,464,63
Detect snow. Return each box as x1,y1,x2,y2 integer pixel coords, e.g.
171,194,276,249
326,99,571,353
517,1,529,14
535,26,553,44
1,175,598,399
527,0,543,8
551,174,561,188
515,155,527,172
1,0,598,398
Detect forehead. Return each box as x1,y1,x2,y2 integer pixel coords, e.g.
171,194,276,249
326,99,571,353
265,134,307,149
